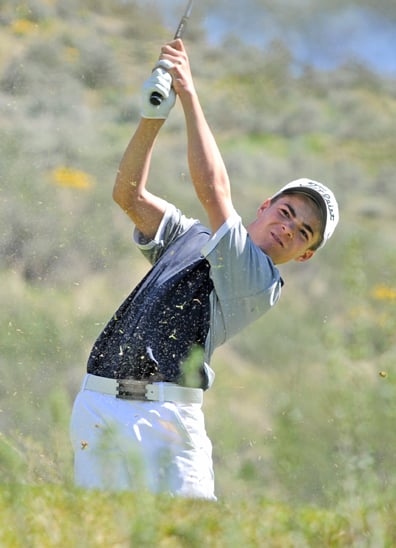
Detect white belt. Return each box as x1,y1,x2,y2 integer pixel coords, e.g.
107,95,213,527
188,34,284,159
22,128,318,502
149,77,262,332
82,374,203,405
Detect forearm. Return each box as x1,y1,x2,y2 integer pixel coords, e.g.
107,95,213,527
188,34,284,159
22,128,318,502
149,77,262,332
113,118,167,236
113,118,163,201
180,91,233,229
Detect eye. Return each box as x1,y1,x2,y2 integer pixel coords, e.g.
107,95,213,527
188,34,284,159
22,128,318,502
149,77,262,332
300,228,310,241
280,208,290,218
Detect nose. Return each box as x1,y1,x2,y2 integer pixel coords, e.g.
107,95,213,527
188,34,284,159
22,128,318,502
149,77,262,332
282,222,294,239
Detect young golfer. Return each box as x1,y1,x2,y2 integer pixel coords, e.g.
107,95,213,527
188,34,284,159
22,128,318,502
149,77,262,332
70,39,339,499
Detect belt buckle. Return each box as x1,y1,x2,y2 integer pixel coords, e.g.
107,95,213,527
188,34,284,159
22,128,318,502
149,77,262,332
116,379,148,400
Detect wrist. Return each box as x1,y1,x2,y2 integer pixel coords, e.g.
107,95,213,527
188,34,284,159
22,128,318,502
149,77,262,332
139,117,166,128
179,87,198,109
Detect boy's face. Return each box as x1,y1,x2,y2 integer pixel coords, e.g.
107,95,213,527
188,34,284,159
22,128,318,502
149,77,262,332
247,193,323,265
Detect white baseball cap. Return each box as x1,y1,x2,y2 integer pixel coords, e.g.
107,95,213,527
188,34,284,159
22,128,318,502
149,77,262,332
271,178,339,249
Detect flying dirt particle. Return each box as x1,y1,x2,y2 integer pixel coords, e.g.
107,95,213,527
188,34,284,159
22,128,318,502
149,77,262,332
158,419,179,434
80,440,89,450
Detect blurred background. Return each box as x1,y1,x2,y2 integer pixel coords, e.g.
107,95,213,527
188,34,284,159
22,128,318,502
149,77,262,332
1,0,395,506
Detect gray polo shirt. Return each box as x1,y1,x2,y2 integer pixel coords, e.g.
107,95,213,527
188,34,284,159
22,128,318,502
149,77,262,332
135,203,282,386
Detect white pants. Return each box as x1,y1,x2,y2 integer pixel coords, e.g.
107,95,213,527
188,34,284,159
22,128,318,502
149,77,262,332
70,377,216,500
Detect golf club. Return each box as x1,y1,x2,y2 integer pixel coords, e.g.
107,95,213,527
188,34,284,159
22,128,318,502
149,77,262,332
149,0,194,106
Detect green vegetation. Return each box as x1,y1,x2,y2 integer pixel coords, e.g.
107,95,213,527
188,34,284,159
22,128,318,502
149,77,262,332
1,484,395,547
1,1,395,544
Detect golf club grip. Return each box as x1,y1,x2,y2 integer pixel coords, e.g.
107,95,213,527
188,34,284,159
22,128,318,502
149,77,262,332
150,90,164,106
149,4,192,106
149,30,179,107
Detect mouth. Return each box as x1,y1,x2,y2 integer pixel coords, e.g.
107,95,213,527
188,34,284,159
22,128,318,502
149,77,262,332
271,231,284,247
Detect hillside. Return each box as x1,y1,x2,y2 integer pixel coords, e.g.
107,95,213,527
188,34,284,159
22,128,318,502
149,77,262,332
1,0,396,517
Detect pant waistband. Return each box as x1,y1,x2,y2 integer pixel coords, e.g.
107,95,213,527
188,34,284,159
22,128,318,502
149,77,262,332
82,374,203,405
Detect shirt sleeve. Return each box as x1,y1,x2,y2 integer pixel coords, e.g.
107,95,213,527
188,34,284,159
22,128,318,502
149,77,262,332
133,203,198,265
201,210,282,346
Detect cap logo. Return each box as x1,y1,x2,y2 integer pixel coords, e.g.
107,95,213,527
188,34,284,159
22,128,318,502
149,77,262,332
304,181,335,221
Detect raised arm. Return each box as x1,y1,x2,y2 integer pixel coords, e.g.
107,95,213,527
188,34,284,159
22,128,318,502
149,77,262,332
112,118,168,240
160,40,235,232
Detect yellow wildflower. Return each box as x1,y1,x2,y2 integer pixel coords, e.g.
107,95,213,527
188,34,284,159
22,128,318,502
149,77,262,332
51,167,95,190
11,19,37,35
372,284,396,302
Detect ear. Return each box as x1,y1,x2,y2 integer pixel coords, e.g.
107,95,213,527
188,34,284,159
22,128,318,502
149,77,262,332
257,198,272,217
294,249,315,263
